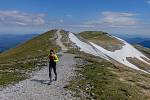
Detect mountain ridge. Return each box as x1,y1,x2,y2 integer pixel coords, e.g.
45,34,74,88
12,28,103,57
1,29,150,99
67,31,150,73
119,36,150,48
0,30,149,73
0,29,60,86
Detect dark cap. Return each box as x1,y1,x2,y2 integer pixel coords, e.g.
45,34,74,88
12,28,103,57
50,49,54,52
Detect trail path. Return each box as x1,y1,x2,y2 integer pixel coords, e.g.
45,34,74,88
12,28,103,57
0,30,78,100
56,30,68,52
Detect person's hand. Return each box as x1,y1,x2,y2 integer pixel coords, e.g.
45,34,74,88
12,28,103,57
48,58,50,62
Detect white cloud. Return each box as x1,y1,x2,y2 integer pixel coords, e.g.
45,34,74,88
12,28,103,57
0,10,45,26
68,24,95,28
85,11,139,28
146,0,150,4
102,12,138,26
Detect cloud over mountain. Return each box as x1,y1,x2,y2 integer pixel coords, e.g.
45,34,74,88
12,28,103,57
85,11,139,28
0,10,45,26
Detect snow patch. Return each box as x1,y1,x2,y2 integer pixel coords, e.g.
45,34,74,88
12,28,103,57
69,32,150,73
114,36,150,65
68,32,109,60
89,37,150,73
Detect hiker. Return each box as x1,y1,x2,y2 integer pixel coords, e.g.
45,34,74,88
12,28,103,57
48,49,59,84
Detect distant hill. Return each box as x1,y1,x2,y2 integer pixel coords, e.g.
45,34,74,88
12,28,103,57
118,36,150,48
0,34,38,52
72,31,150,73
0,30,59,86
138,40,150,48
66,31,150,100
0,30,59,62
0,29,150,99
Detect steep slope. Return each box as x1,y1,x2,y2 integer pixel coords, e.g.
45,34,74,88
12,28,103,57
0,30,78,100
134,44,150,58
68,32,109,60
0,30,60,86
0,30,59,62
66,52,150,100
79,31,124,51
1,29,150,99
61,31,150,99
68,31,150,73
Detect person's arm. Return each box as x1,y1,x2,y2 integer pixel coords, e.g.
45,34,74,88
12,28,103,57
54,55,59,62
48,53,50,62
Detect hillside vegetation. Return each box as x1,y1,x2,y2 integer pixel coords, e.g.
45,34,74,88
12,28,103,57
1,29,150,99
64,30,150,99
0,30,59,62
134,44,150,58
78,31,124,51
0,30,60,86
66,51,150,100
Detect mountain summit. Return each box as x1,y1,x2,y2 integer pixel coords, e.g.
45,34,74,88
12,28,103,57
66,31,150,73
0,29,150,100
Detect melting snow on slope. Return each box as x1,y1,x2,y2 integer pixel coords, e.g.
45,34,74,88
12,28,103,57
114,36,150,64
89,36,150,73
68,32,109,60
69,32,150,73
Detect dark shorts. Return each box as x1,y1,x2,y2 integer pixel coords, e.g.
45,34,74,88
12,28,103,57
49,61,56,67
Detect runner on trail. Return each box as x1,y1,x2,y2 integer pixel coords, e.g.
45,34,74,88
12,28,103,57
48,49,59,84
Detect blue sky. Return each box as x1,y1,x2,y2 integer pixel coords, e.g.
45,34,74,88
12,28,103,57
0,0,150,37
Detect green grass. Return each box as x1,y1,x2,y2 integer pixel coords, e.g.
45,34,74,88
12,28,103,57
0,29,60,86
78,31,108,39
66,52,149,100
78,31,124,51
134,44,150,58
0,29,59,62
127,57,150,71
0,71,26,86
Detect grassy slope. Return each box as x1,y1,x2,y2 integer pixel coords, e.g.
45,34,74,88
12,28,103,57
0,29,59,62
78,31,124,51
65,30,150,100
0,30,60,86
127,57,150,71
134,44,150,58
79,31,150,71
124,45,150,72
66,51,150,100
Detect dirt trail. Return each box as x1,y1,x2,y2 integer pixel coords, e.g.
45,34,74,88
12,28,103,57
56,30,68,51
0,30,78,100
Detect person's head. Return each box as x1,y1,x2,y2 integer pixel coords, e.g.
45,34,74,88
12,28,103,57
50,49,55,55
